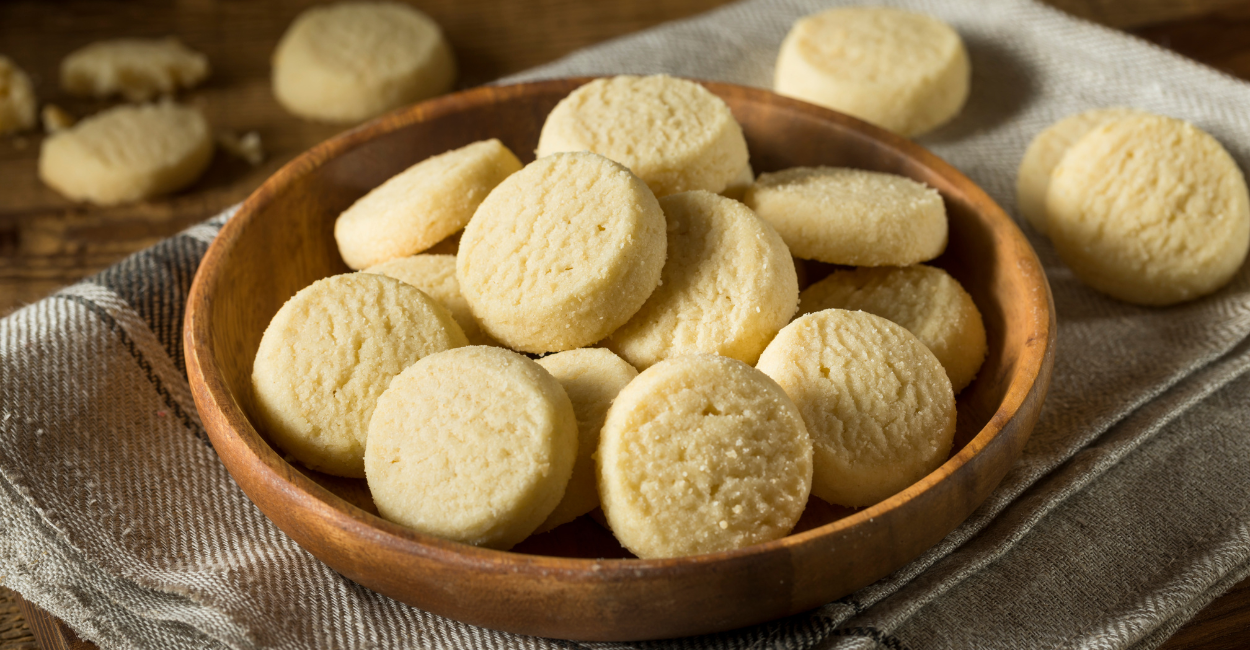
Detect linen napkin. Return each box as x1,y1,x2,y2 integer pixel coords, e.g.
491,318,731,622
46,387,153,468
4,0,1250,648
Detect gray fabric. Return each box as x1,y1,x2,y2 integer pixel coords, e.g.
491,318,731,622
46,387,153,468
3,0,1250,647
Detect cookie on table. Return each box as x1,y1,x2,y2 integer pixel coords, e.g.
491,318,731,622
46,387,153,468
366,346,578,549
363,254,493,346
0,56,36,135
1047,113,1250,306
61,38,209,102
335,139,522,270
756,309,955,508
536,75,749,197
798,265,986,394
743,166,947,266
606,190,798,369
457,152,667,353
251,273,467,478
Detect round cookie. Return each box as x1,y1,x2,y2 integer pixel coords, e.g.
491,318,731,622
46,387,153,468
798,265,986,394
1047,114,1250,306
272,1,456,123
38,102,213,206
534,348,638,533
1016,108,1142,235
756,309,955,508
606,191,798,369
365,346,578,549
0,56,36,135
252,273,467,478
335,139,522,269
457,152,667,353
363,254,493,345
744,166,947,266
61,37,210,102
536,75,749,197
774,7,970,137
597,354,812,559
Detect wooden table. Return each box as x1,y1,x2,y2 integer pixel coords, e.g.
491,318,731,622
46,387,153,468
1,0,1249,648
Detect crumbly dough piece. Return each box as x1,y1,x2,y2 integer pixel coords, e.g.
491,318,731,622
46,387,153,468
42,105,76,134
252,273,467,478
721,164,755,201
757,309,955,507
366,346,577,549
336,139,521,269
534,348,638,533
61,38,209,102
744,166,947,266
216,130,264,166
38,102,214,206
0,56,36,135
536,75,749,197
1048,114,1250,306
457,152,667,353
1016,108,1142,235
774,7,970,137
799,265,986,394
598,354,812,559
363,254,493,345
606,191,798,369
272,1,456,123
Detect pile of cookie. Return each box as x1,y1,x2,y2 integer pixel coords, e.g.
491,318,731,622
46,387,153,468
250,74,987,559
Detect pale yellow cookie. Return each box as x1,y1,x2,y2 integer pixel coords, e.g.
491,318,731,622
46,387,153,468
61,38,209,102
363,254,492,346
598,354,812,558
335,139,522,270
799,265,986,394
606,191,798,369
1048,114,1250,306
1016,108,1142,235
720,163,755,201
744,166,947,266
38,102,213,206
365,346,577,549
42,105,76,134
536,75,749,197
0,56,36,135
273,1,456,123
756,309,955,508
774,7,970,137
534,348,638,533
251,273,467,478
457,152,667,353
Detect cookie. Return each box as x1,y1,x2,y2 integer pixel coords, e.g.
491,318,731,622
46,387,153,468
38,102,214,205
363,254,493,345
774,7,970,137
61,37,209,102
41,105,76,134
597,354,812,559
272,1,456,123
365,346,578,549
457,152,667,353
536,75,749,197
335,139,522,270
533,348,638,533
756,309,955,507
606,191,798,369
251,273,467,478
798,265,986,393
744,166,947,266
1047,114,1250,306
0,56,36,135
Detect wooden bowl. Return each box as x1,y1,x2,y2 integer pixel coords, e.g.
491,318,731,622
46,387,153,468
184,78,1055,641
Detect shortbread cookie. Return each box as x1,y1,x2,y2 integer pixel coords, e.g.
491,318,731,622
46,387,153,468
598,354,812,558
365,346,577,549
0,56,36,135
757,309,955,507
1047,114,1250,306
1016,108,1141,235
61,38,209,102
774,7,970,136
363,254,492,345
721,164,755,201
799,265,986,393
335,139,522,269
744,166,947,266
272,1,456,123
534,348,638,533
38,102,214,205
252,273,467,478
457,152,667,352
606,191,798,369
536,75,749,197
